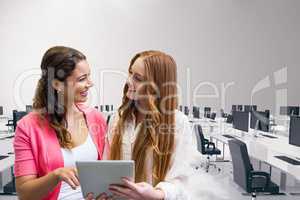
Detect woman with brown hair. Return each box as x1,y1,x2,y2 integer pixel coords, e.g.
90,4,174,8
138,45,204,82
14,46,107,200
99,50,196,200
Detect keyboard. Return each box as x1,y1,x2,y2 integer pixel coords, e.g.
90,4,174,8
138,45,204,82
0,155,9,160
261,134,278,139
274,156,300,165
222,134,235,139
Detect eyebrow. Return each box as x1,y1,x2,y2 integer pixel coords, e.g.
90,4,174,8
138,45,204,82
129,68,144,78
77,73,89,79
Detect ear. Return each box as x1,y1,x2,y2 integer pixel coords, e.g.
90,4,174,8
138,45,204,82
51,79,64,92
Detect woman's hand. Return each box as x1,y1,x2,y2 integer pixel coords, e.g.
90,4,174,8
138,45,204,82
53,167,80,190
109,177,165,200
85,192,110,200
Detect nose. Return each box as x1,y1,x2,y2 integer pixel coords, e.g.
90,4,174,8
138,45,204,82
126,75,133,88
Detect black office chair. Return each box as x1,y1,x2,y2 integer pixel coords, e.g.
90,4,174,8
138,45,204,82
6,110,27,132
210,112,216,120
192,106,200,119
179,105,183,112
194,125,221,172
184,106,189,116
226,114,233,124
228,139,280,199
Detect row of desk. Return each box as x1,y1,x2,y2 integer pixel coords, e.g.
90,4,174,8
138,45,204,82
190,117,300,190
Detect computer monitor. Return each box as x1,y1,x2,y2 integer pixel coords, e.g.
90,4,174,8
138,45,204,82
250,111,270,132
244,105,257,112
232,105,237,112
204,107,211,118
288,106,299,116
0,106,3,115
237,105,243,111
244,105,251,112
289,116,300,147
280,106,299,116
105,105,110,112
26,105,33,113
280,106,288,115
192,106,200,118
233,111,249,132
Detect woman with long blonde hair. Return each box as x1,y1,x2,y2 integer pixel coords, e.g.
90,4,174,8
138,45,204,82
95,50,196,200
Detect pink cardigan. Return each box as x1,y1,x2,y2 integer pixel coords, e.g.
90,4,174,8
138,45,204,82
14,104,107,200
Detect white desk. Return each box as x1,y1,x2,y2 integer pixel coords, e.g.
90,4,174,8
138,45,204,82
0,137,15,191
204,123,300,191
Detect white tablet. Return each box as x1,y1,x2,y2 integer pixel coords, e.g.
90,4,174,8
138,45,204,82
76,160,135,198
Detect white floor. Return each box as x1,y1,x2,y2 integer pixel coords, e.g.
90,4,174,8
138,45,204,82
1,160,299,200
187,160,299,200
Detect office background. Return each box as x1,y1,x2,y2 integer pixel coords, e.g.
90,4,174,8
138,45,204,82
0,0,299,115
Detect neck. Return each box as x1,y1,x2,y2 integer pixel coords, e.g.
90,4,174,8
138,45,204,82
65,103,81,119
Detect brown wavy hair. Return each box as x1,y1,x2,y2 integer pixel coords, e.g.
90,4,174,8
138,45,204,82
33,46,86,148
109,50,178,185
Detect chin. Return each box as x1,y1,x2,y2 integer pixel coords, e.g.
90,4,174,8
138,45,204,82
76,97,88,103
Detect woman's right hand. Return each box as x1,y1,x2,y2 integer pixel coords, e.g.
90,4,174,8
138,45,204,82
85,192,110,200
53,167,80,190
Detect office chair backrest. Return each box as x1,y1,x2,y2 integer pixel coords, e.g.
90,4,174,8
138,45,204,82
204,107,211,118
13,111,27,131
193,106,200,118
226,114,233,123
210,113,216,120
179,105,182,111
228,139,253,191
194,125,206,154
184,106,189,115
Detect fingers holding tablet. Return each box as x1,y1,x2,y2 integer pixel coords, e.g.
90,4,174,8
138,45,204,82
53,167,80,190
85,192,110,200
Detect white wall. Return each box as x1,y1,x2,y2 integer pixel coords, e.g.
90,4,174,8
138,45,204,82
0,0,299,115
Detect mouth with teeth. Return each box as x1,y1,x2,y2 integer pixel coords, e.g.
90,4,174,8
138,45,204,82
80,91,88,97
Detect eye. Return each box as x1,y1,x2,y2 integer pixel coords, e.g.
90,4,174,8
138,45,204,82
133,74,142,82
78,76,87,82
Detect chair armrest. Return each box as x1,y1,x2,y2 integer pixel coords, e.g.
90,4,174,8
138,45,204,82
6,120,14,126
206,142,216,149
204,138,209,144
249,171,270,188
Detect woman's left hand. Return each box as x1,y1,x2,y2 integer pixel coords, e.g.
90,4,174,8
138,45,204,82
108,177,165,200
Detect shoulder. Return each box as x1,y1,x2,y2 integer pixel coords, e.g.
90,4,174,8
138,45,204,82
77,103,106,124
17,112,48,130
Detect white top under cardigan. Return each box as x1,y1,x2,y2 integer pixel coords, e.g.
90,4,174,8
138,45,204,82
58,134,98,200
104,110,198,200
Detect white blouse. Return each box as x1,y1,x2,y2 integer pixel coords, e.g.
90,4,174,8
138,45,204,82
105,110,198,200
58,134,98,200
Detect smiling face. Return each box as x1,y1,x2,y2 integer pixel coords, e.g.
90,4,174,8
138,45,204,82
65,60,94,103
126,57,146,101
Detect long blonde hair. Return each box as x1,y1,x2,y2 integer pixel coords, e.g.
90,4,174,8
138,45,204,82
109,51,178,185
